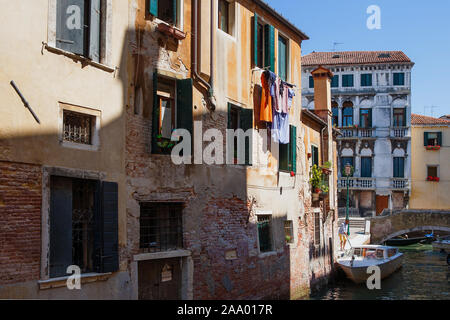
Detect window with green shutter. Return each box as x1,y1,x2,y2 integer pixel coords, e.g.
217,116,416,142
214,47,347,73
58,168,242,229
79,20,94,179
342,74,354,87
311,145,319,167
424,132,442,147
361,157,372,177
360,109,372,128
331,75,339,88
279,126,297,172
309,76,314,88
227,103,253,165
149,0,177,25
257,215,273,252
361,74,372,87
393,72,405,86
152,74,193,155
278,35,288,81
264,24,275,72
393,157,405,178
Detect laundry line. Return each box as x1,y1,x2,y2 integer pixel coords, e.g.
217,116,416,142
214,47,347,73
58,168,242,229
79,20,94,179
250,66,301,93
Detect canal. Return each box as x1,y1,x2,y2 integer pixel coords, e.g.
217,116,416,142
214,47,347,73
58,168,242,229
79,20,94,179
311,244,450,300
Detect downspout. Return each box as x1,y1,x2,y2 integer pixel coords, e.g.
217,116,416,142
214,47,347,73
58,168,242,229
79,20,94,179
193,0,216,111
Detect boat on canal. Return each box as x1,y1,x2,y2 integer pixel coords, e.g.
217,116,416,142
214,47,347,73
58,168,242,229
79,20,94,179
384,232,435,246
337,245,403,284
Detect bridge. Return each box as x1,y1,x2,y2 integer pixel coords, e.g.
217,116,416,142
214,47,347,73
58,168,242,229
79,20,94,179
369,210,450,244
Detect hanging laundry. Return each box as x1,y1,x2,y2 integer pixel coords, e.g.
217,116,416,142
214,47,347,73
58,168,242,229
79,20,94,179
287,88,295,109
272,110,289,144
260,71,272,122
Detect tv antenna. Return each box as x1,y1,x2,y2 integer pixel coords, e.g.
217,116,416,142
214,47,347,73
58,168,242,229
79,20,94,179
332,42,344,51
424,106,439,118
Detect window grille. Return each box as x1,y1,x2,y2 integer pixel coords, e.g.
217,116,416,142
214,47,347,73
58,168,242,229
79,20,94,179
257,215,273,252
63,110,94,145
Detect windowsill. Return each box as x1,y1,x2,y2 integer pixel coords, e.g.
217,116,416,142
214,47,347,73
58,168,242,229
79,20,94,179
133,249,191,261
155,20,186,40
217,28,236,42
60,140,99,152
38,272,112,290
258,251,277,258
43,43,116,73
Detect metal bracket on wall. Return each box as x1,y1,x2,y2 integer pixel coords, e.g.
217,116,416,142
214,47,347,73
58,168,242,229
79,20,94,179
10,80,41,124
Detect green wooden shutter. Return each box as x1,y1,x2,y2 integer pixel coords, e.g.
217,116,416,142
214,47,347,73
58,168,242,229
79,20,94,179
437,132,442,146
368,108,372,128
56,0,86,55
227,103,233,129
89,0,101,63
309,76,314,88
173,0,177,25
424,132,429,146
331,75,338,87
100,181,119,273
278,36,287,81
176,79,193,136
252,14,258,67
151,72,159,154
149,0,158,16
290,126,297,173
240,108,253,165
264,24,275,71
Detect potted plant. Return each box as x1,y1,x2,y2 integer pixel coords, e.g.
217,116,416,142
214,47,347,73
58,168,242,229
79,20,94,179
156,134,176,150
285,235,292,244
321,161,332,175
309,165,323,201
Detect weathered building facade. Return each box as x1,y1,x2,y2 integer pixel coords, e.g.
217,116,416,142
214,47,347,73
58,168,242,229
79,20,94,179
302,51,414,216
0,0,339,299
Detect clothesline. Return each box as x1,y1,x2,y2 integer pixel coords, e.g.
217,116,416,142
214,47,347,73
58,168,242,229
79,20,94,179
251,67,298,89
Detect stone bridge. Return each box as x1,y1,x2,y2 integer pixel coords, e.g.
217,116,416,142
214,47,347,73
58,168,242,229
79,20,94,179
369,210,450,244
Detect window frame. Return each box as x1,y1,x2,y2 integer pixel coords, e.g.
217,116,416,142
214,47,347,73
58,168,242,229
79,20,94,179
360,73,372,87
393,157,405,178
256,214,274,253
393,72,405,86
342,106,353,127
342,74,354,87
427,165,439,178
331,75,339,88
218,0,229,34
284,220,294,244
277,33,289,82
279,126,297,173
311,144,319,167
360,157,372,178
393,108,406,127
359,108,372,128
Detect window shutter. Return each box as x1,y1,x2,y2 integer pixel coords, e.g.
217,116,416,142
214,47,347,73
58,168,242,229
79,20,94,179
99,181,119,273
227,103,233,129
151,72,159,154
173,0,177,25
252,14,258,67
368,108,372,128
399,158,404,178
424,132,429,146
89,0,101,63
393,158,398,178
309,76,314,88
264,24,275,71
49,176,73,278
176,78,193,136
349,75,354,87
290,126,297,173
278,37,287,81
240,108,253,165
437,132,442,146
149,0,158,16
56,0,86,55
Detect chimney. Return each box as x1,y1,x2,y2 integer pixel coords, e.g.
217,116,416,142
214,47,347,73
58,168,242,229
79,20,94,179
311,66,334,122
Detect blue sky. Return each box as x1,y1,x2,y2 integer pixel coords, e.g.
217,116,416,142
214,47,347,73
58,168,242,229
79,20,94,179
265,0,450,117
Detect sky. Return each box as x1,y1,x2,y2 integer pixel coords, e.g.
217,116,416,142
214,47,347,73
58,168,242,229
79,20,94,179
265,0,450,117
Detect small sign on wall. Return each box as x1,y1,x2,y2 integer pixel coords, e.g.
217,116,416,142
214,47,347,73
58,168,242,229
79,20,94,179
161,264,173,282
225,249,237,260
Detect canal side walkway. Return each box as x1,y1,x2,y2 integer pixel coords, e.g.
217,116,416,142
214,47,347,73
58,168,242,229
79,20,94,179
337,217,371,255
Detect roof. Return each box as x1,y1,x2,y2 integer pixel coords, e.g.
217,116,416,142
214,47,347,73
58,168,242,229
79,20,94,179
302,51,413,67
411,113,450,126
254,0,309,40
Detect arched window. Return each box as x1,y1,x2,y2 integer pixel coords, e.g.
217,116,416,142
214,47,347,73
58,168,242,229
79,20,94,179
342,101,353,127
332,101,339,126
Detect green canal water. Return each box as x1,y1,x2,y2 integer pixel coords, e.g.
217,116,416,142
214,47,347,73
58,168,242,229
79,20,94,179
311,244,450,300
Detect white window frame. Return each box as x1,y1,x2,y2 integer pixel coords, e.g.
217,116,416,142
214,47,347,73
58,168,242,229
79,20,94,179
276,31,290,82
216,0,238,41
255,210,276,257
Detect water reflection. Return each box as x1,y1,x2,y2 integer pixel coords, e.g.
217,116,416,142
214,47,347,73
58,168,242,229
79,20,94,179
311,245,450,300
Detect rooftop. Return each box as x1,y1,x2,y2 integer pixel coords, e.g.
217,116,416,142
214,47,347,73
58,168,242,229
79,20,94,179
302,51,413,67
411,113,450,126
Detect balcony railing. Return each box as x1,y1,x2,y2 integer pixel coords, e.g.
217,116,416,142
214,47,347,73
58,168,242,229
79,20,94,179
339,127,375,138
359,128,374,138
392,178,409,189
338,177,375,190
391,127,409,138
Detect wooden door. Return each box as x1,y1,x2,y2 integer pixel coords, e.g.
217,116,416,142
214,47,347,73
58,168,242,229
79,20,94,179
376,195,389,216
138,258,181,300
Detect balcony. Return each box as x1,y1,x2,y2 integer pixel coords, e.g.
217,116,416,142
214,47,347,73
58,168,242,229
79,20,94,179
338,177,375,190
390,127,409,138
392,178,409,190
338,127,375,139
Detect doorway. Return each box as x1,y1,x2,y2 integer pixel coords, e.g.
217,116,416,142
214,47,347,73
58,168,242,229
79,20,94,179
138,258,182,300
376,195,389,216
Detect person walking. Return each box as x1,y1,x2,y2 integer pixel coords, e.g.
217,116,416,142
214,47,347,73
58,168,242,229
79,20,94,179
339,222,348,251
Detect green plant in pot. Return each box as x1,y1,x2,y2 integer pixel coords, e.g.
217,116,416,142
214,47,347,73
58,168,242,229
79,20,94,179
309,165,323,201
156,134,176,150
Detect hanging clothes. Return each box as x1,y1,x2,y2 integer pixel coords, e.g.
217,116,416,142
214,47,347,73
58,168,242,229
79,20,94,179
260,71,272,122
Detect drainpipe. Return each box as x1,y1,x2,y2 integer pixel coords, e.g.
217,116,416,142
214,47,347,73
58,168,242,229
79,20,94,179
193,0,216,111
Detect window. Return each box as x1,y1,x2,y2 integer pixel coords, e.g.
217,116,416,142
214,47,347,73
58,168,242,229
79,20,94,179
359,109,372,128
284,220,294,244
342,74,354,87
314,212,320,246
361,157,372,178
331,75,339,88
256,22,264,68
332,102,339,126
152,74,193,155
257,215,273,252
341,157,354,176
140,203,183,252
393,72,405,86
393,108,406,127
56,0,102,62
309,76,314,88
427,166,438,178
279,126,297,172
424,132,442,147
278,35,288,81
149,0,178,25
311,145,319,167
252,16,274,71
227,103,253,165
361,74,372,87
63,110,95,145
342,102,353,127
393,157,405,178
218,0,229,33
49,176,118,278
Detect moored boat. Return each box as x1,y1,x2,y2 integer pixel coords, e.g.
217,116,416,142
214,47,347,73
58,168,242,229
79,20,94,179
385,236,427,246
337,245,403,284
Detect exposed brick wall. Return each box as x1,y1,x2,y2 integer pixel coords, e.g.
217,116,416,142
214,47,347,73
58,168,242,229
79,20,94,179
0,161,41,285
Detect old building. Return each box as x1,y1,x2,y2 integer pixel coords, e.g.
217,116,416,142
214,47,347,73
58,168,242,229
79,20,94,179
410,114,450,210
0,0,339,299
302,51,414,216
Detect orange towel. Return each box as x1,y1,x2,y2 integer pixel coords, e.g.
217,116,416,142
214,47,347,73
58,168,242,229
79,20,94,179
260,73,272,122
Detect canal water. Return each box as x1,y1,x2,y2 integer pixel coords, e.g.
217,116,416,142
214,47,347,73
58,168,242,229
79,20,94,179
311,244,450,300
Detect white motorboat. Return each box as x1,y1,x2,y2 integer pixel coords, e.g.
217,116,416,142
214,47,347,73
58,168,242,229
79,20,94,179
432,237,450,253
337,245,403,284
